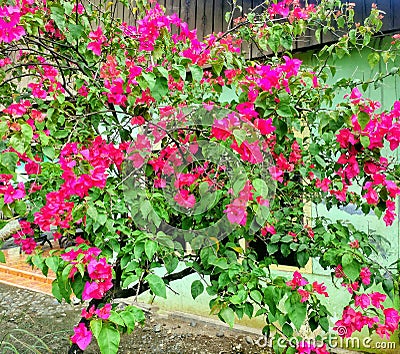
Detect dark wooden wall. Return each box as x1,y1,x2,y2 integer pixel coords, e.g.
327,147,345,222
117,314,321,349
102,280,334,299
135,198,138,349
108,0,400,57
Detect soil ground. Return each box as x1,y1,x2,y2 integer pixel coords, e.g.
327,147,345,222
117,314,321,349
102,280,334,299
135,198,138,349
0,283,271,353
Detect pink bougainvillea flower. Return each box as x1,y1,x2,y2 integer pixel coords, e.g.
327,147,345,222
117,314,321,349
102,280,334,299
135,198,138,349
261,224,276,236
334,306,379,338
224,198,247,226
336,128,358,148
354,293,370,309
383,200,396,226
25,160,41,175
254,118,276,135
82,279,113,300
282,56,302,78
87,258,112,280
376,324,392,340
364,187,379,205
359,267,371,285
174,173,198,189
81,305,96,319
349,87,362,103
312,281,328,297
268,1,290,18
341,281,359,294
130,115,145,125
231,140,263,164
384,308,400,332
3,182,25,204
369,292,386,309
87,26,107,56
20,237,36,254
0,5,26,43
349,239,359,249
174,189,196,208
95,303,112,319
236,102,259,120
70,323,92,350
286,271,308,289
297,289,310,302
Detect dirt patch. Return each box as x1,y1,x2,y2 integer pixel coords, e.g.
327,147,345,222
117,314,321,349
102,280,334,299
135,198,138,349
0,283,271,353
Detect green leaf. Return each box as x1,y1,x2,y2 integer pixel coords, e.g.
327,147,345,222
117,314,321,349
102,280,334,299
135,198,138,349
190,65,203,82
382,279,394,300
9,135,25,153
172,64,186,80
120,311,136,332
360,135,370,148
140,200,152,219
14,200,26,216
151,77,168,101
51,279,63,302
43,146,55,160
232,129,246,146
282,323,293,337
357,111,370,130
96,323,120,354
164,255,179,273
109,311,125,327
145,239,157,260
50,6,66,31
1,152,18,172
268,33,281,53
367,52,380,69
250,290,262,303
342,260,361,282
90,319,103,338
288,303,306,330
145,274,166,298
142,72,156,90
156,66,169,79
244,302,254,318
53,129,68,139
342,253,352,266
21,124,33,143
276,104,292,118
0,121,8,138
230,289,247,304
314,155,326,168
87,204,98,221
220,307,235,328
252,178,268,195
218,85,239,104
320,317,330,332
191,279,204,300
0,251,5,263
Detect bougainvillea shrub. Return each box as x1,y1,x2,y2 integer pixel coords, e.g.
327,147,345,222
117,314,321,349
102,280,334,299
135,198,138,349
0,0,399,353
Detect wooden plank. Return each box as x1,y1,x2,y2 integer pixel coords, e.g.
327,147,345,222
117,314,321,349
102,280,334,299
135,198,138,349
213,0,224,34
394,0,400,29
221,0,230,33
241,0,252,59
165,0,179,35
196,0,207,38
182,0,197,31
251,0,264,59
202,0,213,37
